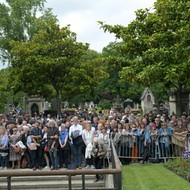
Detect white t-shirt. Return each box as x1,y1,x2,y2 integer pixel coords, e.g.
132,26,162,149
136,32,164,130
69,124,83,143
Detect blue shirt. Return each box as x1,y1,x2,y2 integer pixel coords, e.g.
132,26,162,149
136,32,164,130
0,134,9,147
59,130,68,145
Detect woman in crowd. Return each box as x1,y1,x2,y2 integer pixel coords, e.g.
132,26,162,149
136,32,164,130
158,122,173,158
42,126,50,169
9,127,22,169
130,121,139,162
47,120,59,170
172,119,188,156
99,126,110,167
138,122,146,163
0,127,9,169
59,123,69,168
21,125,32,168
94,123,103,138
82,121,94,169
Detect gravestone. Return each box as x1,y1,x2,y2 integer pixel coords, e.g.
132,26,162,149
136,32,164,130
140,88,155,114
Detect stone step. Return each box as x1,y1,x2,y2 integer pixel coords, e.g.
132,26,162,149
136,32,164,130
0,179,104,189
0,174,96,182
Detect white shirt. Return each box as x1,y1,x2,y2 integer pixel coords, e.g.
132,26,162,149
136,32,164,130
69,123,83,143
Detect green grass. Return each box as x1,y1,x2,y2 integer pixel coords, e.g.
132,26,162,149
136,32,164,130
122,164,190,190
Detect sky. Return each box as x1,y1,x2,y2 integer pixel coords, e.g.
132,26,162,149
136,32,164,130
0,0,156,69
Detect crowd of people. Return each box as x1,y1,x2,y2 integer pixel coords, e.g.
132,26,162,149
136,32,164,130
115,112,190,163
0,109,190,181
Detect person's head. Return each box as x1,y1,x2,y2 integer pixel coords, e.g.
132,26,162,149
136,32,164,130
131,123,137,129
118,123,123,130
171,115,177,122
93,117,98,124
72,116,79,126
105,121,110,128
48,120,56,128
97,123,103,131
142,117,147,125
93,137,99,145
155,117,160,124
150,123,156,130
102,126,107,134
0,127,6,135
60,124,66,131
34,120,40,128
44,126,48,133
177,119,182,127
65,121,70,128
148,113,153,121
23,125,29,133
161,122,167,129
187,124,190,132
22,120,27,126
85,122,91,131
140,122,145,129
17,125,23,132
12,127,18,134
169,120,174,127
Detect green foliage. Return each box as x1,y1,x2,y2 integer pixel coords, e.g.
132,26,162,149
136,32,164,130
0,0,47,63
0,68,10,112
98,99,112,110
10,19,89,100
99,0,190,114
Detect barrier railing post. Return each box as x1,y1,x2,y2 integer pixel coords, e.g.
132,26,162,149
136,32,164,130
117,172,122,190
7,176,11,190
82,174,85,190
68,174,72,190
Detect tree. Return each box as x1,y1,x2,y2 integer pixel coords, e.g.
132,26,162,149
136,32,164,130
65,49,108,106
0,0,52,63
99,0,190,115
10,18,90,112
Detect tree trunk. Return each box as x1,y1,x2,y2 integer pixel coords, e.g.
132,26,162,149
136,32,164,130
176,86,182,116
51,96,61,114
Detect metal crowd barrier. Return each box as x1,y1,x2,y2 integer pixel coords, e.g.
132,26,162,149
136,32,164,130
115,133,188,162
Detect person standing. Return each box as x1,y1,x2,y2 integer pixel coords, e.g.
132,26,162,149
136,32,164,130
0,127,9,169
92,138,107,182
83,122,94,169
59,124,69,168
21,125,32,168
9,128,22,169
69,116,83,169
30,120,43,170
47,120,59,170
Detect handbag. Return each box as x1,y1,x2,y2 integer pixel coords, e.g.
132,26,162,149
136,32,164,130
13,146,21,153
44,145,49,153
